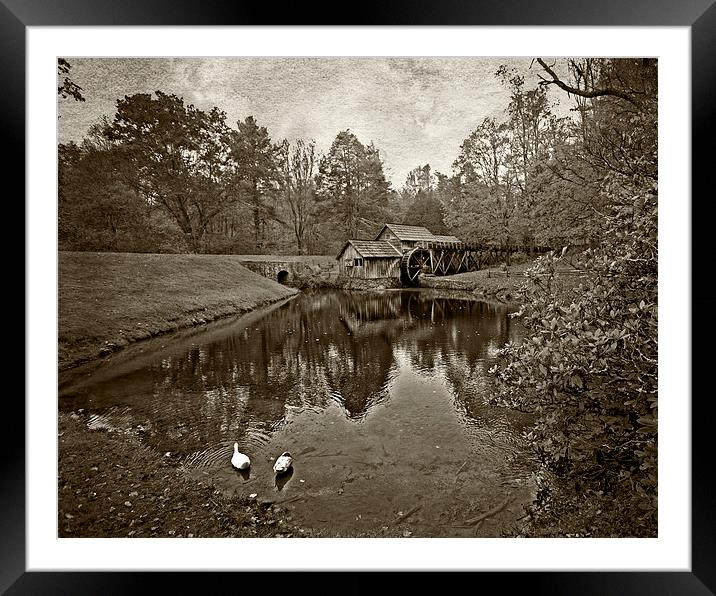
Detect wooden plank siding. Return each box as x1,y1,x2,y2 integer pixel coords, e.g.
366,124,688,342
337,243,401,279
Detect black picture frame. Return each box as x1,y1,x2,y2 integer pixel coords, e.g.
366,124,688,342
12,0,712,593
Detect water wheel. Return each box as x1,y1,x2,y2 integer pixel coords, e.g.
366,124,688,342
400,247,431,286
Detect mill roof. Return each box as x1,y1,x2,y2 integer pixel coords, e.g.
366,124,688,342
376,223,437,242
336,240,403,260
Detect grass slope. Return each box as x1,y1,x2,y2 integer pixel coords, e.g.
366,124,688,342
59,252,297,370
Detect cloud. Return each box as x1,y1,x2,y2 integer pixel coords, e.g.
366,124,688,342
57,57,574,187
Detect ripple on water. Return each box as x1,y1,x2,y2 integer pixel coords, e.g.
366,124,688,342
183,443,234,469
183,427,272,469
86,406,135,432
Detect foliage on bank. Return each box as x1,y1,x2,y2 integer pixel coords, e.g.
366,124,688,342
491,58,658,536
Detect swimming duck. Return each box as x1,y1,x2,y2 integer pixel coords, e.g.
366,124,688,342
273,451,293,475
231,443,251,470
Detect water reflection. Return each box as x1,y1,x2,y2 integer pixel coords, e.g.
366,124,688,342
274,467,294,491
59,290,523,462
234,467,251,482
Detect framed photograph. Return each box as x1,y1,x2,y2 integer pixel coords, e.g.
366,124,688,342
15,0,710,592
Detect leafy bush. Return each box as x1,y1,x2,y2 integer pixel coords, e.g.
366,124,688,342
492,183,657,535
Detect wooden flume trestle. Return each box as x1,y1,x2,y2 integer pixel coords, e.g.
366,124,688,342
400,241,553,286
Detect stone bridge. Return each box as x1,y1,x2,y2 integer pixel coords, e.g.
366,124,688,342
236,255,337,284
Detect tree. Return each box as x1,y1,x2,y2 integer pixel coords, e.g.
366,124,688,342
396,164,447,233
279,138,317,255
58,141,164,252
536,57,647,106
315,130,392,242
496,66,576,244
447,117,517,245
104,91,237,253
492,58,658,535
540,58,658,186
361,141,393,236
403,191,448,234
229,116,283,250
522,139,605,247
57,58,85,103
526,58,657,247
402,164,435,199
445,64,610,248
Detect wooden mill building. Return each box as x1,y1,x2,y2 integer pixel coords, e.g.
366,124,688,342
336,224,460,280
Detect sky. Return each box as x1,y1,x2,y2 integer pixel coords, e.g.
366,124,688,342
57,57,575,188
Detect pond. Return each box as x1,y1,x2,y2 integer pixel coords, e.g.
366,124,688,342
59,289,537,537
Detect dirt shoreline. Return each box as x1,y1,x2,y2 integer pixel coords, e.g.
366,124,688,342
58,413,324,538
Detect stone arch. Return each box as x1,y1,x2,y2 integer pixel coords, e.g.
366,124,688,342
277,270,290,284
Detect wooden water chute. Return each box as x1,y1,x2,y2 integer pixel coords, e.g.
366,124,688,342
422,241,478,276
402,241,554,285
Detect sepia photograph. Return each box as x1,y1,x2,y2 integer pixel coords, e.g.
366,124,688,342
55,53,659,543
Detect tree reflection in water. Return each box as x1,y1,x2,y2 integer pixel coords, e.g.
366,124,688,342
59,290,524,461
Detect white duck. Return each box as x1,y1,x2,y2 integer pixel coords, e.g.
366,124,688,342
273,451,293,474
231,443,251,470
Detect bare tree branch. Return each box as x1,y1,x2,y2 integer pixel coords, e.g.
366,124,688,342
536,58,637,106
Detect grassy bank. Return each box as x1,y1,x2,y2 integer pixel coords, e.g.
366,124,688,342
59,251,298,370
420,261,587,302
